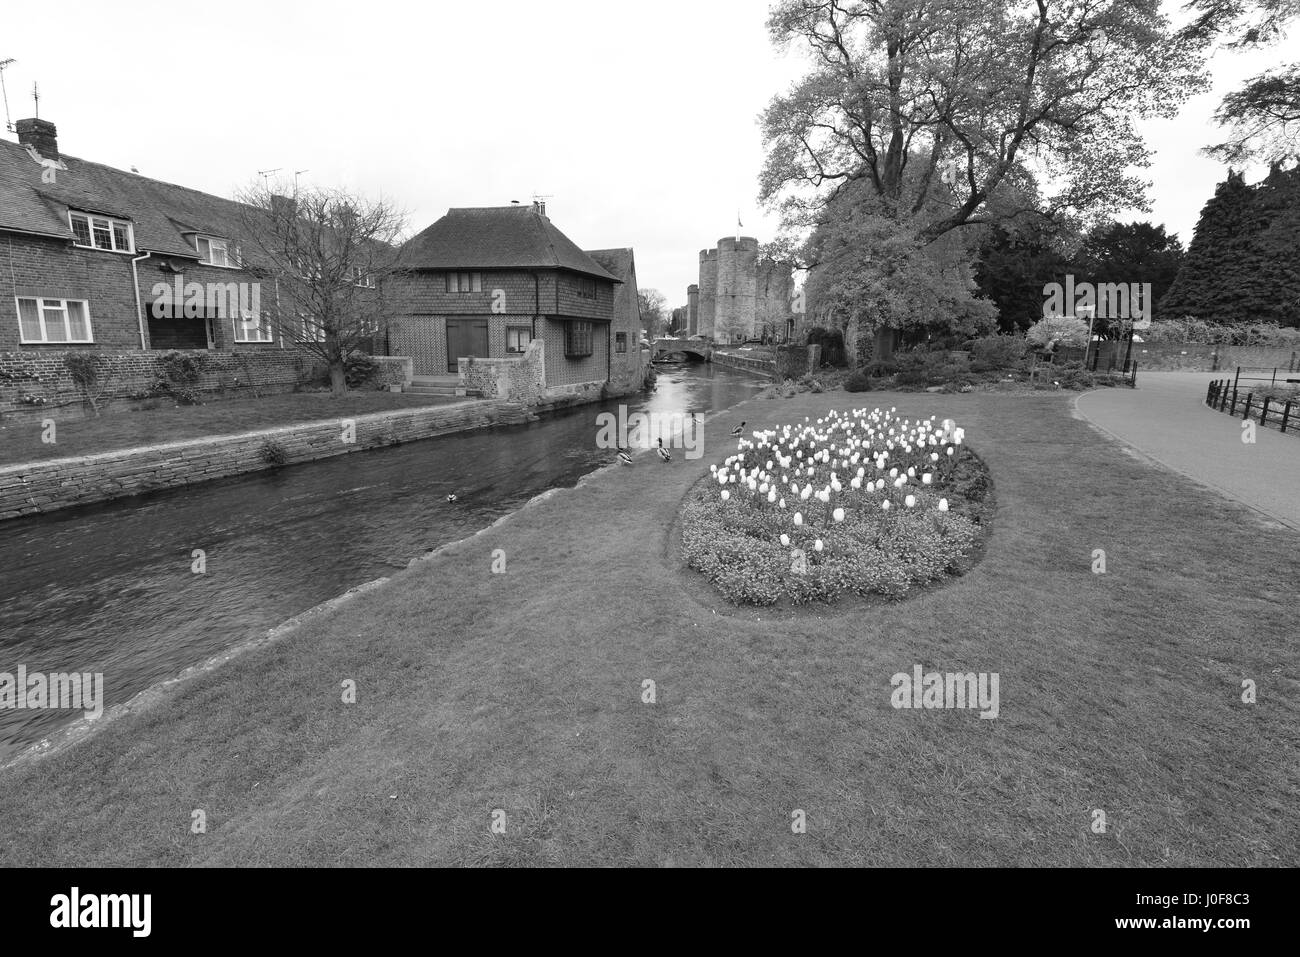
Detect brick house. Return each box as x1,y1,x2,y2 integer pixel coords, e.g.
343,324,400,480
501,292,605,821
390,204,644,399
0,118,298,354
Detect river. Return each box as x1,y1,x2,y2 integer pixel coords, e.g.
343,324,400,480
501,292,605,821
0,363,764,759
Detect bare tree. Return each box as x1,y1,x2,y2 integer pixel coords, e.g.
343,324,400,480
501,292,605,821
638,288,668,339
236,185,407,396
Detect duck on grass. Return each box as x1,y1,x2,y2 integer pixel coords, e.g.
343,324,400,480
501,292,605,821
681,407,993,606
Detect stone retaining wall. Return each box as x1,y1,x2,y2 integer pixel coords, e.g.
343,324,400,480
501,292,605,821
0,398,504,521
1,349,413,423
711,351,778,378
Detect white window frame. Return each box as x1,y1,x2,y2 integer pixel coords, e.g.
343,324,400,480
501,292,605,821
233,311,275,344
446,271,482,293
16,296,94,344
196,235,237,268
68,211,134,253
506,325,532,354
352,266,376,288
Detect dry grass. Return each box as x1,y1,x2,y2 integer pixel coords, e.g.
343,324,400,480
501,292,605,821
0,390,1295,866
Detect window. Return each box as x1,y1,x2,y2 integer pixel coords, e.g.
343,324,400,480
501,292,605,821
507,326,532,354
234,312,274,343
69,212,133,252
352,266,376,288
16,297,93,343
565,321,593,358
577,277,597,299
446,271,482,293
615,332,627,354
196,235,235,267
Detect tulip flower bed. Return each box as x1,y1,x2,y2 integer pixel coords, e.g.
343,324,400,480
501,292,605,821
681,408,992,605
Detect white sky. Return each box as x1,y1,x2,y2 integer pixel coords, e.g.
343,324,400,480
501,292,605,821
5,1,1296,308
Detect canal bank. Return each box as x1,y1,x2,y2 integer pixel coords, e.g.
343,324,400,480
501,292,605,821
0,364,769,758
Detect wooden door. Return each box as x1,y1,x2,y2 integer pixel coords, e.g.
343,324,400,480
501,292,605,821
446,318,489,373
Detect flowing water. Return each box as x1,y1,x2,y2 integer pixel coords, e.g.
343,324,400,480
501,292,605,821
0,363,765,759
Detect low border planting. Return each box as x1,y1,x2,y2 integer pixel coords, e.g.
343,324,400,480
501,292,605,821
681,407,993,605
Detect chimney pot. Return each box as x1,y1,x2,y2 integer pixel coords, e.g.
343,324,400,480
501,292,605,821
16,117,58,160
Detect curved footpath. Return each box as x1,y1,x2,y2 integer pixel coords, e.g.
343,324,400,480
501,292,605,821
0,389,1295,866
1076,371,1300,532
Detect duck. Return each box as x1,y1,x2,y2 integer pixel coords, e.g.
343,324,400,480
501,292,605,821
657,438,671,463
446,493,458,503
617,446,633,466
729,421,746,437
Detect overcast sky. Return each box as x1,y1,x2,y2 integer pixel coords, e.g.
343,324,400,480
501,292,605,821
6,1,1295,307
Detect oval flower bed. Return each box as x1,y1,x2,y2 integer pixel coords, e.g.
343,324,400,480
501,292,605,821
681,407,992,606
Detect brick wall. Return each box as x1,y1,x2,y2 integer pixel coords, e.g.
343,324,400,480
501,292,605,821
0,232,285,353
0,348,325,422
0,398,510,520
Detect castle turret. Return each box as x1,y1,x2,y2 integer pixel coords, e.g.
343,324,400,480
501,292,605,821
716,236,759,342
698,249,718,339
686,284,699,336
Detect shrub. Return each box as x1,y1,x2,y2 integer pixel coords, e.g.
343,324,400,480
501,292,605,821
1026,316,1090,349
844,371,872,392
344,353,380,388
969,336,1027,370
864,359,898,377
260,440,290,466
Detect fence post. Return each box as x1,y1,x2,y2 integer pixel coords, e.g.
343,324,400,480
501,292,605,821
1243,394,1253,420
1222,384,1230,411
1283,401,1292,434
1235,366,1241,391
1261,397,1270,427
1272,368,1278,386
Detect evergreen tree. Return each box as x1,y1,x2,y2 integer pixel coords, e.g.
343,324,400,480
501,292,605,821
1161,166,1300,327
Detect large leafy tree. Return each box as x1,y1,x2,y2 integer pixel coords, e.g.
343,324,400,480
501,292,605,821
1072,221,1186,330
1179,0,1300,165
974,221,1074,334
763,0,1205,358
761,0,1206,245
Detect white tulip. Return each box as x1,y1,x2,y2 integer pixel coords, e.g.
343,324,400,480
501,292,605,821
721,490,730,501
833,507,845,522
938,498,949,512
780,533,790,547
814,539,824,552
794,512,804,526
881,500,891,511
905,494,916,508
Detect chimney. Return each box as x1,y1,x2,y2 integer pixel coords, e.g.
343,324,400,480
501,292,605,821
270,193,296,221
16,118,58,160
533,199,547,217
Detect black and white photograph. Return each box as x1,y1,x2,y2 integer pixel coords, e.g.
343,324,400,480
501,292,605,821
0,0,1295,929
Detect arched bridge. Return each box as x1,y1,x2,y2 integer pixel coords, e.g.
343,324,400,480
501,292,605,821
652,338,712,361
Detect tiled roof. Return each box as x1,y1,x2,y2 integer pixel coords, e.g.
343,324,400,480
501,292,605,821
0,137,267,260
400,206,620,282
586,248,641,326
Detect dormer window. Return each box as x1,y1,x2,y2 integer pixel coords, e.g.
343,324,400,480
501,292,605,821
69,211,133,253
196,235,239,268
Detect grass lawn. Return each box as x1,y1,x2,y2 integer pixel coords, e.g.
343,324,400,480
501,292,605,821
0,391,465,467
0,389,1295,866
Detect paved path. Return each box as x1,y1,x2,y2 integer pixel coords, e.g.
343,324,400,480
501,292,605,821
1076,371,1300,531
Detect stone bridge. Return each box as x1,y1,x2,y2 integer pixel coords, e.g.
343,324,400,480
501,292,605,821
652,338,712,361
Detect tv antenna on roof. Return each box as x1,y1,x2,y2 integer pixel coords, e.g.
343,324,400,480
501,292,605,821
0,60,15,132
294,169,309,192
257,167,281,188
